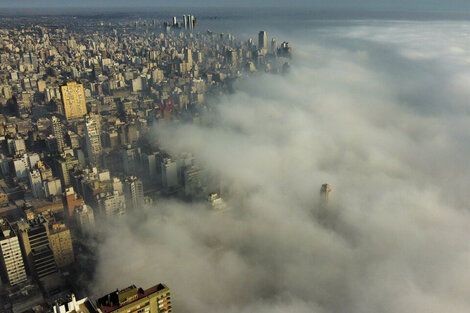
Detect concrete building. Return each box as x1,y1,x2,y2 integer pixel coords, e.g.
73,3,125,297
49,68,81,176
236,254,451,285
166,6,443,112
53,294,98,313
17,217,59,280
161,158,178,188
65,187,84,217
43,178,63,198
85,114,102,166
74,203,95,234
28,169,44,199
123,176,144,211
55,153,80,187
96,283,171,313
0,218,27,286
97,191,126,218
51,116,65,152
48,222,74,268
61,82,87,120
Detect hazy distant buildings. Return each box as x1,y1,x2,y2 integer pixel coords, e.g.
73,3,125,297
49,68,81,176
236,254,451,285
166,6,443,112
96,283,171,313
0,218,27,286
258,31,268,52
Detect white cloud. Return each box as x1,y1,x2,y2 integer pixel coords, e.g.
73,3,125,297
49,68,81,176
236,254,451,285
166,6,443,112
91,21,470,313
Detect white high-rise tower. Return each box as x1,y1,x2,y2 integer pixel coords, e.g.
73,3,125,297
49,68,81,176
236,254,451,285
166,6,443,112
0,218,27,286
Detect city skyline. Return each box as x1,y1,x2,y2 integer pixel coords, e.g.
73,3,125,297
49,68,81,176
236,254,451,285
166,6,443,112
0,4,469,313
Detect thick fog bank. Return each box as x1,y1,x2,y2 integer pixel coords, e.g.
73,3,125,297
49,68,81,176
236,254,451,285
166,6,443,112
92,21,470,313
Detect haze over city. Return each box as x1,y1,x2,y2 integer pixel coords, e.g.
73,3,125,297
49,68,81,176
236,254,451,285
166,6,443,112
0,2,469,313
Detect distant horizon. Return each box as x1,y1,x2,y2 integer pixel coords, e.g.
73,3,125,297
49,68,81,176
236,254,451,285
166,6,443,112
2,6,470,20
1,0,470,12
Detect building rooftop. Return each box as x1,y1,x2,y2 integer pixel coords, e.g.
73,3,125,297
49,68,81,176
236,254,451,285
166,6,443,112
96,283,169,313
0,217,16,239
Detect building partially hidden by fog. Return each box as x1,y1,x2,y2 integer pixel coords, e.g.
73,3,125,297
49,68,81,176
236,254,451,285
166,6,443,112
320,183,332,205
258,31,268,53
96,283,171,313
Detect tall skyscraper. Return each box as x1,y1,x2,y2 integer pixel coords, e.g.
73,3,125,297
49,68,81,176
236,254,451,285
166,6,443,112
61,82,87,120
51,116,65,152
258,31,268,52
74,204,95,234
85,114,102,166
123,176,144,211
161,158,178,188
48,222,74,268
17,218,59,280
0,218,27,286
96,283,171,313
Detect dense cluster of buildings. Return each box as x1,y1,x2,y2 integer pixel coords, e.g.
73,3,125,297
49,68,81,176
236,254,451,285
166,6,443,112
0,13,292,312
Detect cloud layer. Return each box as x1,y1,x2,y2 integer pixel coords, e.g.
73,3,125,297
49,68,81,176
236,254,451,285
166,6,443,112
91,21,470,313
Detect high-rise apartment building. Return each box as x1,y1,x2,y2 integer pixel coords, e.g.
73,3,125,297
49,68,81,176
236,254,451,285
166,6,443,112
61,82,87,120
74,203,95,234
123,176,144,211
96,191,126,218
17,217,58,280
258,31,268,52
161,158,178,188
0,218,27,286
85,114,102,165
96,283,171,313
55,153,80,187
17,213,75,278
48,222,74,268
51,116,65,152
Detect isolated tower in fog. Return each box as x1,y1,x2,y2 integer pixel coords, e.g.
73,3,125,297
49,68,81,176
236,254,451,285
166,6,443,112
258,30,268,52
320,183,332,205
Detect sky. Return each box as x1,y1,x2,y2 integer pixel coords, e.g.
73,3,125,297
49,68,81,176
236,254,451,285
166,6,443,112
2,0,470,11
86,17,470,313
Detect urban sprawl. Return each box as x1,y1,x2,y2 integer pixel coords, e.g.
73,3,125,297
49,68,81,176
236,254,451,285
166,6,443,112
0,14,292,313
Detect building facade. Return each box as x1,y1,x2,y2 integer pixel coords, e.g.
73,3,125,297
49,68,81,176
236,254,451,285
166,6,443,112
0,218,27,286
61,82,87,120
96,283,171,313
